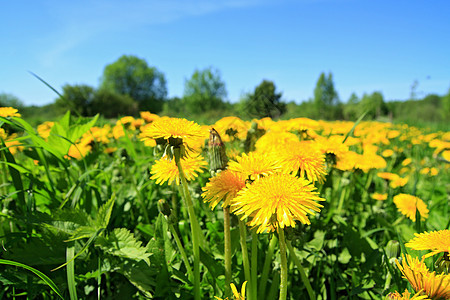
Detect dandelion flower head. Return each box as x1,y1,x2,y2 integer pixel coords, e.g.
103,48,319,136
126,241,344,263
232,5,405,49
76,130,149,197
405,230,450,259
276,140,327,183
395,254,450,300
0,107,21,117
232,173,325,233
202,169,246,209
150,154,207,185
393,193,429,222
228,151,281,181
142,117,206,146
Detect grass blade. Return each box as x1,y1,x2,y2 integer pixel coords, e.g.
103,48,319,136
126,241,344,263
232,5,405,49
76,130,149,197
0,259,64,299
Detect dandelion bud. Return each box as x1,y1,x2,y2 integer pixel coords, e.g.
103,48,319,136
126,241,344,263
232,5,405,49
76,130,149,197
384,240,400,265
157,199,172,217
208,128,228,173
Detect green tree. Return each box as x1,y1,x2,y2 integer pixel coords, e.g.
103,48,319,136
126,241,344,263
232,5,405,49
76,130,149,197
91,89,138,118
359,91,386,119
313,72,339,119
182,67,227,114
240,80,286,119
100,55,167,112
55,84,96,116
343,93,360,120
440,89,450,120
0,93,24,108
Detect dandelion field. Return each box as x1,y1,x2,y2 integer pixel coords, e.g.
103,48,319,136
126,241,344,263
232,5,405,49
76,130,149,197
0,107,449,299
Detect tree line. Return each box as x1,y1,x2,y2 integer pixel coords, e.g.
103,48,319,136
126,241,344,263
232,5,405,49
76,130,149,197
1,54,449,125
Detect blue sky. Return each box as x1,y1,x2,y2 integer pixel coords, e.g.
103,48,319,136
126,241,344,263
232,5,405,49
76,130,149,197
1,0,449,106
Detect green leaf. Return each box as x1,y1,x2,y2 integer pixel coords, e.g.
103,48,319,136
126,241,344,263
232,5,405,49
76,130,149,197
0,259,64,299
96,228,151,266
95,194,115,229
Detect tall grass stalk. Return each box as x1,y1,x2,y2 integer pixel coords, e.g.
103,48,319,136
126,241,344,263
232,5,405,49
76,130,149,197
287,241,315,300
258,234,277,298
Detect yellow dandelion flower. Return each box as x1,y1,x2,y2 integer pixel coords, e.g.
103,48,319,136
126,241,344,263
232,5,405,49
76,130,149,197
442,150,450,162
67,142,92,160
255,130,299,154
382,149,395,157
402,158,412,166
0,107,21,117
150,154,207,185
405,230,450,259
202,170,246,209
386,289,430,300
420,167,439,177
378,172,400,181
390,176,409,189
5,139,23,155
215,281,247,300
228,152,281,181
335,150,360,171
0,128,7,140
387,130,401,139
396,254,450,299
37,121,54,140
371,193,388,201
277,141,327,183
140,111,160,123
88,125,111,144
314,135,349,161
393,193,428,221
141,117,206,147
232,173,325,234
212,116,250,141
355,152,387,172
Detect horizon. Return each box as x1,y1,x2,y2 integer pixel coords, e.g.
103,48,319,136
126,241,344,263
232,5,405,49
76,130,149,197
1,0,449,107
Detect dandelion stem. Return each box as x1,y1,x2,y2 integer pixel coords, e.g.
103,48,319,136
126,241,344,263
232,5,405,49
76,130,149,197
259,234,277,299
239,219,253,300
174,148,201,300
278,227,288,300
287,241,315,300
251,230,258,300
223,206,232,298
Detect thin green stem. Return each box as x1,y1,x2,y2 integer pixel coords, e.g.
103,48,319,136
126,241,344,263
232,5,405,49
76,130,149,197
174,148,201,300
239,219,253,300
278,227,288,300
259,234,277,299
169,223,194,281
251,230,258,300
287,241,315,300
223,206,232,298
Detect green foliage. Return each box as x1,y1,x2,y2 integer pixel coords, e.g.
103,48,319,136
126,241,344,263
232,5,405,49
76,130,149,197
91,89,138,118
182,67,227,114
0,93,24,109
1,112,448,299
313,72,340,119
100,55,167,112
239,80,286,119
441,88,450,121
55,84,96,116
359,91,387,119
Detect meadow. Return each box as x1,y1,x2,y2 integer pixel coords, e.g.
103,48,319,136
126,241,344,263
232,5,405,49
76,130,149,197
0,107,449,299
